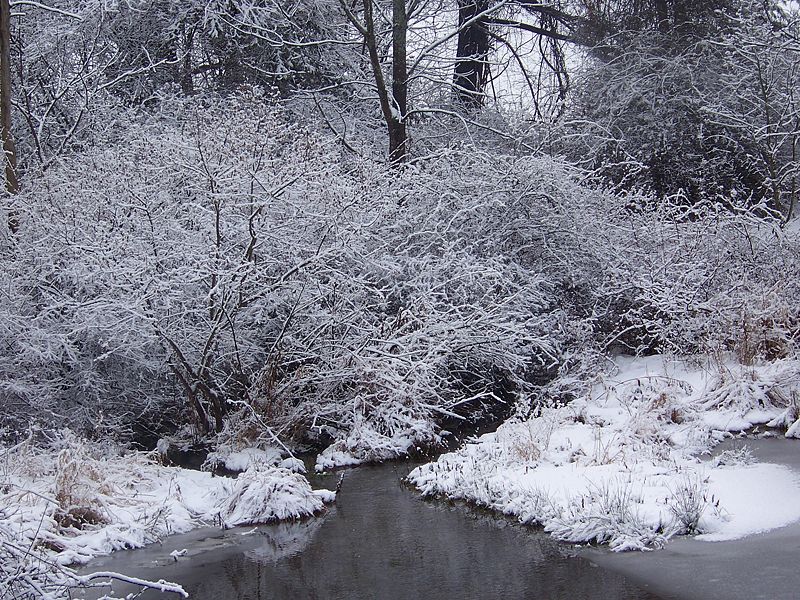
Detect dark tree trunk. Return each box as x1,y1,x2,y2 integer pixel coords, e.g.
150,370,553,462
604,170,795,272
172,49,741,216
389,0,408,163
180,23,195,95
654,0,669,32
353,0,408,164
453,0,492,110
0,0,18,233
673,0,689,33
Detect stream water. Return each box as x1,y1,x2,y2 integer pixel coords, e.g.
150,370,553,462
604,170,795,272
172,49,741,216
78,460,660,599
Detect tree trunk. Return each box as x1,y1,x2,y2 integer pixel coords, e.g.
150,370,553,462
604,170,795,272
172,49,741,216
0,0,18,233
389,0,408,163
354,0,408,164
180,22,195,95
654,0,669,32
453,0,491,110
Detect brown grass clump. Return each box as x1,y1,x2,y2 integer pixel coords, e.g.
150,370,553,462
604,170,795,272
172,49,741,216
53,447,112,529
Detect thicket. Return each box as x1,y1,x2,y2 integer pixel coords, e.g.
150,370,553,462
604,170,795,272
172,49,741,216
1,93,797,456
564,0,800,219
0,0,798,459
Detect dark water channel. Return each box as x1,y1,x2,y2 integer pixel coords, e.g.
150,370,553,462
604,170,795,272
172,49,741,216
79,460,660,600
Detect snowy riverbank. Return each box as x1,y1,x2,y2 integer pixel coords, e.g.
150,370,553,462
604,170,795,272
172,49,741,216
0,435,334,598
409,355,800,551
586,436,800,599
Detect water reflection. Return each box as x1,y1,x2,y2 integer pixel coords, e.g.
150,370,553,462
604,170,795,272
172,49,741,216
243,518,328,565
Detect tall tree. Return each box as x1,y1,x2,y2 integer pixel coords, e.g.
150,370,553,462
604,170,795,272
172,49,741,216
341,0,409,163
453,0,492,110
451,0,579,113
391,0,408,162
0,0,17,233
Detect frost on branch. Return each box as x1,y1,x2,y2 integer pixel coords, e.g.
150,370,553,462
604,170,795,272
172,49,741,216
2,92,799,466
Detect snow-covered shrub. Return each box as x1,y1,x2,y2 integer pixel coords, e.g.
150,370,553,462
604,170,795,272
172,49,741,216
711,446,755,468
616,377,694,432
562,1,800,225
0,91,344,438
700,359,800,414
546,480,668,552
203,446,285,473
0,94,598,458
3,89,798,462
767,392,800,438
220,466,330,527
566,196,800,357
53,445,113,529
666,476,712,535
198,410,301,472
315,412,438,471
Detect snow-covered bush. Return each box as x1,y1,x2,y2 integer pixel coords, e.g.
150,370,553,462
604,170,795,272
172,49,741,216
545,480,669,551
221,465,331,527
767,392,800,438
2,90,798,461
711,446,755,468
700,359,800,413
666,476,713,535
563,1,800,223
561,195,799,357
0,94,592,456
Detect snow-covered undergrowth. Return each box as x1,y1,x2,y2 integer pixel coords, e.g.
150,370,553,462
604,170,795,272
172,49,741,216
0,433,333,597
2,92,799,474
409,355,800,551
204,445,306,474
314,414,438,471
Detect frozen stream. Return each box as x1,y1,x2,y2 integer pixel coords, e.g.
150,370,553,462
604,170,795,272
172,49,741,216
78,460,659,599
586,436,800,600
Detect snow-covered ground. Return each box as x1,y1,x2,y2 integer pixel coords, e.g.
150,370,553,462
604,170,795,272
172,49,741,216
5,354,799,599
0,434,334,598
409,355,800,551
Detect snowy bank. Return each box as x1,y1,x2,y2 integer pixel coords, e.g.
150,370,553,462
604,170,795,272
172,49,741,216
204,445,307,474
409,355,800,551
0,435,334,598
314,414,439,472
